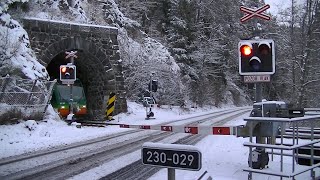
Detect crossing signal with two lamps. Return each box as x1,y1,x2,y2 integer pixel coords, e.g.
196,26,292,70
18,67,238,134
239,39,275,75
149,80,158,92
60,64,76,82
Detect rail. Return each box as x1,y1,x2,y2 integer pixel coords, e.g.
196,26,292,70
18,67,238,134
243,115,320,180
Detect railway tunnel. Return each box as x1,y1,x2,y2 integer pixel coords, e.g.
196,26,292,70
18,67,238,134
46,49,105,118
23,18,127,119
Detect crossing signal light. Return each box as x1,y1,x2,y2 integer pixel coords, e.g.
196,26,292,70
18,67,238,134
239,39,275,75
60,64,76,82
61,66,67,73
240,44,252,56
149,80,158,92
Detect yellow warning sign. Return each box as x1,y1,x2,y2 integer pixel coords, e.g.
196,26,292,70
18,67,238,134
106,92,116,120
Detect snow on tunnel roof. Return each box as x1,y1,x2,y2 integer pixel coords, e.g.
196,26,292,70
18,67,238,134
24,17,118,30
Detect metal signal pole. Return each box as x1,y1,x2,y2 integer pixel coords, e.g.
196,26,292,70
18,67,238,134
65,51,77,121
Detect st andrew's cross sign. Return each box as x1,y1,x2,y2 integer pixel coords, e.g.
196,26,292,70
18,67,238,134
240,4,271,22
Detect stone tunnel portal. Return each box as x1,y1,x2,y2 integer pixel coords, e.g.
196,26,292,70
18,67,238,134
23,18,127,119
46,50,104,119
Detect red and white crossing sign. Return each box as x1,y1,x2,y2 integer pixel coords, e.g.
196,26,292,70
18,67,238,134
65,51,78,59
240,4,271,22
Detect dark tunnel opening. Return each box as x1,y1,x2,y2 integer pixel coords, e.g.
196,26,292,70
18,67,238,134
47,52,70,80
46,50,90,92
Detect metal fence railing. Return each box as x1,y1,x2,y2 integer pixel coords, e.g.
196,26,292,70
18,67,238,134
0,77,56,119
243,115,320,180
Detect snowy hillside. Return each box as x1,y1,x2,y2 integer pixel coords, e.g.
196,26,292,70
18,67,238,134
1,0,251,109
0,2,48,80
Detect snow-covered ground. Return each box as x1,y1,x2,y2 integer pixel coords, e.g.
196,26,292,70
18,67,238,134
0,102,319,180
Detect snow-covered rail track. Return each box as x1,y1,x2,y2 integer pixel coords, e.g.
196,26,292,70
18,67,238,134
157,107,251,127
0,130,175,180
186,109,250,127
0,129,138,166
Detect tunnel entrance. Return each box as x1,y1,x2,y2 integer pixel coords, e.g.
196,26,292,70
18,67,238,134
23,18,127,119
46,50,89,91
46,50,103,119
47,52,72,80
46,50,90,119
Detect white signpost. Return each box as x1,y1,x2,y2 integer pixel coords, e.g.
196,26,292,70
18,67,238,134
142,142,202,180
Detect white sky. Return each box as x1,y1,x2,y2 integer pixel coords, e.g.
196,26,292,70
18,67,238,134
265,0,307,16
264,0,292,15
1,102,319,179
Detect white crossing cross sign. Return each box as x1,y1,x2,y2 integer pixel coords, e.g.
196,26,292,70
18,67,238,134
240,4,271,22
243,75,270,83
65,51,78,59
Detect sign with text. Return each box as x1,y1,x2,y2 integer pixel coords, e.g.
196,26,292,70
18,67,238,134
244,75,270,83
142,142,201,171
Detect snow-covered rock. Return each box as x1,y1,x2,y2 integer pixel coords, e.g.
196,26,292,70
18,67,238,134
24,120,37,131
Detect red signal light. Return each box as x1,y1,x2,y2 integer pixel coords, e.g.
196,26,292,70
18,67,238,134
240,45,252,56
61,66,67,73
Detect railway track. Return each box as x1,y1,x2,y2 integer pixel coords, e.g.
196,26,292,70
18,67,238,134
0,130,206,180
0,130,175,180
78,107,251,127
0,107,251,180
0,129,137,166
148,107,250,127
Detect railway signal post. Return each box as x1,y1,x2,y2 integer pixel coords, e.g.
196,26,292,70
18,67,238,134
239,6,276,176
239,39,276,173
145,72,157,120
64,51,78,121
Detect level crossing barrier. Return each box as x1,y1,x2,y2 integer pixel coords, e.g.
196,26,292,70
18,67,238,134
243,115,320,180
118,124,237,135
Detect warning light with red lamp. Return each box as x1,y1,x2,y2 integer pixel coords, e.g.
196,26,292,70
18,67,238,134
60,64,76,82
238,39,275,75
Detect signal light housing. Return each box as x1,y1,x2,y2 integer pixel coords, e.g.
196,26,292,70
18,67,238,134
239,39,275,75
60,64,76,82
148,80,158,92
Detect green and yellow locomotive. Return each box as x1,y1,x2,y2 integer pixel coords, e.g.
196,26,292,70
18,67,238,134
51,79,87,118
